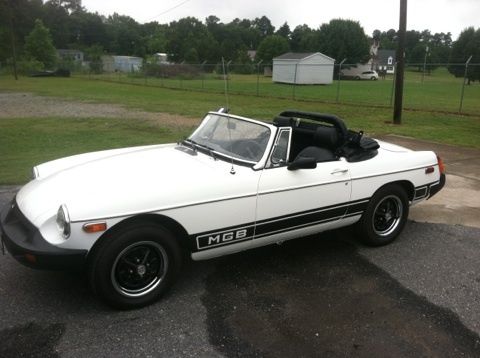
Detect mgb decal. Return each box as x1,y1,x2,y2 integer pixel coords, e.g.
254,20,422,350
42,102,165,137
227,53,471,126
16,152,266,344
196,226,254,250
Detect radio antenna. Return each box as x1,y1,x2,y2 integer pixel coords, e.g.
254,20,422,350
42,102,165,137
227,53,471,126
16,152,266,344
221,57,235,175
221,57,230,112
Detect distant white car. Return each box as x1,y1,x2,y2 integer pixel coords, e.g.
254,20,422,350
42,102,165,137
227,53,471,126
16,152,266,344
355,70,379,80
1,109,445,309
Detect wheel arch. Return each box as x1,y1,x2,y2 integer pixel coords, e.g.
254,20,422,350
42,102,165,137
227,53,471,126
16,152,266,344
86,213,191,264
377,180,415,202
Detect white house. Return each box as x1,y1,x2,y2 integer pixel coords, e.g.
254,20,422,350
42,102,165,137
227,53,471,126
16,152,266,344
377,50,396,74
272,52,335,85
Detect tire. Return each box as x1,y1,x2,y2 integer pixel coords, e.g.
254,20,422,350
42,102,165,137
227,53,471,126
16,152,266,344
371,77,377,81
357,184,409,246
88,222,183,309
355,76,361,80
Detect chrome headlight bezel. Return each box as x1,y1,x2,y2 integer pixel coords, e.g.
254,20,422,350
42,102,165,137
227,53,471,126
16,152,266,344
32,166,39,179
56,204,71,239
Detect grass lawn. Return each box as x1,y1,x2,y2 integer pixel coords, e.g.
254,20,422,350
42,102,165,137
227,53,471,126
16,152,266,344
0,117,192,184
0,74,479,184
86,67,480,115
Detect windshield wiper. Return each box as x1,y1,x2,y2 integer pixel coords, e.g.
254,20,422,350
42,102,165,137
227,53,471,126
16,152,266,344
183,139,216,160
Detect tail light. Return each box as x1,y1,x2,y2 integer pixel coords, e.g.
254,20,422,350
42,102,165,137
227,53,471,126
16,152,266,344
437,155,446,174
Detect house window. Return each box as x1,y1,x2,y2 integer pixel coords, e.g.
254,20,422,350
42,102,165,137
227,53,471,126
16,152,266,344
387,56,393,65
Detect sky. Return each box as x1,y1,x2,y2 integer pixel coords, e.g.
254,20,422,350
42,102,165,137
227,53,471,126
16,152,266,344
81,0,480,40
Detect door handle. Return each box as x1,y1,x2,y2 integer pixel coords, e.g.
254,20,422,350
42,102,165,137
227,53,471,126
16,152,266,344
331,168,348,175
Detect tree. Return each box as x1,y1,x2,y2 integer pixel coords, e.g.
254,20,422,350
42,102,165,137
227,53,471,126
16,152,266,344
276,22,291,39
256,35,289,63
69,10,109,49
252,16,274,39
290,24,318,52
43,0,72,48
448,27,480,84
24,19,57,69
105,13,144,56
85,44,103,73
166,17,217,63
317,19,369,63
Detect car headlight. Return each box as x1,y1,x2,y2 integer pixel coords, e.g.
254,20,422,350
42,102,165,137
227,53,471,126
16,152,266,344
56,204,71,239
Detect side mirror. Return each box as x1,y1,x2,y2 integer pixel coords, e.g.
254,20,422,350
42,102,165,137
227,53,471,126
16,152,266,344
287,157,317,170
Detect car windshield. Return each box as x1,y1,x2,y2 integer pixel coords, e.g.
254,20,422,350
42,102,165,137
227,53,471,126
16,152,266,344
188,113,271,163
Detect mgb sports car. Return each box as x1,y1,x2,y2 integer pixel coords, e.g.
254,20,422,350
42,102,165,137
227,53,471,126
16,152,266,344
1,109,445,309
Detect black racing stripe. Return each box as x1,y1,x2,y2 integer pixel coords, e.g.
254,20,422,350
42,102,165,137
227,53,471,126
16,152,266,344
255,198,369,225
190,198,370,252
255,206,347,237
254,211,364,240
345,201,369,215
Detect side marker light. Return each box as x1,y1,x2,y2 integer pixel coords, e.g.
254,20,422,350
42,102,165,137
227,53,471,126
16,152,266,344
83,222,107,233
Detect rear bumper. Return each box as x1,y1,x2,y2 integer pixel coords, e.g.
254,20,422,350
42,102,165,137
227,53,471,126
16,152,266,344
0,200,87,271
428,173,446,199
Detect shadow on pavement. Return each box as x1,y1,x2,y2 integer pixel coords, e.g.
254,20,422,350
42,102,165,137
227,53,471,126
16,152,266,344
203,231,480,358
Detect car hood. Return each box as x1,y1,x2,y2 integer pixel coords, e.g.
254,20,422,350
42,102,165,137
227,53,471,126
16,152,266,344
16,144,257,227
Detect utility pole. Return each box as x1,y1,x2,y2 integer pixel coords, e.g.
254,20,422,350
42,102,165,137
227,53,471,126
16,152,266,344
7,0,18,80
421,45,429,84
393,0,407,124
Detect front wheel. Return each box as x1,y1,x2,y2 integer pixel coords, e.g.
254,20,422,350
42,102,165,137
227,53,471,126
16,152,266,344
357,184,409,246
88,222,182,309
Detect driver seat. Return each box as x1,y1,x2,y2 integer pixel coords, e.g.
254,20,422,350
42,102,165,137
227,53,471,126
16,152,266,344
294,126,339,163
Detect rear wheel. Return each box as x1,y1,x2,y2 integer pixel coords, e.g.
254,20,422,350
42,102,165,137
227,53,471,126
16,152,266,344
88,222,182,309
357,184,409,246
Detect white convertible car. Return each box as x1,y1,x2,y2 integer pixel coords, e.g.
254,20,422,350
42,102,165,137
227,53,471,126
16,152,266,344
1,109,445,309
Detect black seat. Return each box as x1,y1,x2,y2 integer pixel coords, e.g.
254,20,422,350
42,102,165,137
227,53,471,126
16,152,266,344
294,126,339,163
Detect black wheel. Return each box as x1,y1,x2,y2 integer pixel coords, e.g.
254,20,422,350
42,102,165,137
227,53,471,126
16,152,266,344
371,77,377,81
357,184,409,246
88,222,182,309
355,76,361,80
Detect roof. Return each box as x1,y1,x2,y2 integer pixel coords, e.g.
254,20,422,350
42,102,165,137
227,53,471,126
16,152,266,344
274,52,316,60
378,49,396,64
273,52,335,62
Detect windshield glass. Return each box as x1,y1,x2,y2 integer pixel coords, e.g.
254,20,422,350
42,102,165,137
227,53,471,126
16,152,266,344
189,114,271,163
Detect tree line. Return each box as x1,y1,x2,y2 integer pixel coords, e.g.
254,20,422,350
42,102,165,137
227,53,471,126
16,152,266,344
0,0,478,81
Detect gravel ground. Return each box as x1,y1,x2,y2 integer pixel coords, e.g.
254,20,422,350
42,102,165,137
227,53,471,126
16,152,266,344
0,92,199,127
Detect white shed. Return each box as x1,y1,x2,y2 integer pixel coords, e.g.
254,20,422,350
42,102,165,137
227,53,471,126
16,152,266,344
273,52,335,85
101,55,143,73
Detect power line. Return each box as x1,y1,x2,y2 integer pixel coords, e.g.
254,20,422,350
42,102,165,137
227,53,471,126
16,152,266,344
145,0,191,22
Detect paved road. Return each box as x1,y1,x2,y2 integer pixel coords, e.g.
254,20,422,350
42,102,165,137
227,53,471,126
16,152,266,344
1,188,479,357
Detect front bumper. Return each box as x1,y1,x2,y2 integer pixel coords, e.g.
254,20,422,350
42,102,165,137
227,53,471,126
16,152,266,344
0,200,87,270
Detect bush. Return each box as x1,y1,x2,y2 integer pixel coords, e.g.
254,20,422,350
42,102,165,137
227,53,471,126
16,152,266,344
143,63,201,79
17,59,44,75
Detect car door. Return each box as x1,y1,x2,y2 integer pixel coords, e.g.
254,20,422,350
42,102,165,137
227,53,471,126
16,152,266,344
253,127,352,248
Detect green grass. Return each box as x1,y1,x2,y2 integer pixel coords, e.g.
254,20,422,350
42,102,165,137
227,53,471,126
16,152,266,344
0,74,479,184
85,67,480,115
0,117,192,184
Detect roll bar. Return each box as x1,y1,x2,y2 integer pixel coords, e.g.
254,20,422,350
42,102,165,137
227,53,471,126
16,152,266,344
278,110,349,141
